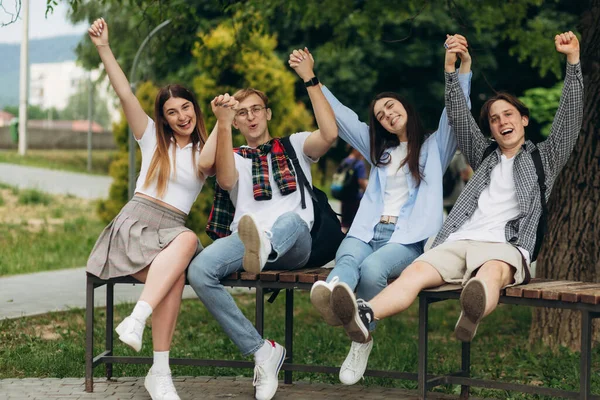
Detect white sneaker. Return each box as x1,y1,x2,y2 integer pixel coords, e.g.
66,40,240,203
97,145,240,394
310,277,342,326
144,368,181,400
253,341,286,400
239,213,273,274
339,339,374,385
115,316,144,352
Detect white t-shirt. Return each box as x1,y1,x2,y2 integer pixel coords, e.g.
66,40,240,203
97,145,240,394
382,143,410,217
134,116,205,214
228,132,316,233
447,154,530,263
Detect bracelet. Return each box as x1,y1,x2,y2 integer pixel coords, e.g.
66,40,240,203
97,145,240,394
96,43,110,48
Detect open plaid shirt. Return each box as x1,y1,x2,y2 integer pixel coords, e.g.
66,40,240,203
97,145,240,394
433,62,584,259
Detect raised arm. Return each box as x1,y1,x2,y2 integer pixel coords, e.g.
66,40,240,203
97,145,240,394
434,34,474,170
288,48,338,159
88,18,148,139
212,94,239,191
444,34,489,169
197,122,218,178
539,31,583,175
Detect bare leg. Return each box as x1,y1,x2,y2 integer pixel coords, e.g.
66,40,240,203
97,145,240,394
132,231,198,309
473,260,515,317
369,261,445,320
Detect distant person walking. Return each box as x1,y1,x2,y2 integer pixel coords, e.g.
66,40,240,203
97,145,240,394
85,18,217,400
331,146,368,233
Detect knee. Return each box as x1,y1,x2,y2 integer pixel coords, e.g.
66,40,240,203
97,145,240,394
358,262,385,288
177,231,199,255
278,212,308,231
478,260,515,285
187,255,213,290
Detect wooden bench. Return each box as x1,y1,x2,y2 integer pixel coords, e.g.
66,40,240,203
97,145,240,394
85,271,600,399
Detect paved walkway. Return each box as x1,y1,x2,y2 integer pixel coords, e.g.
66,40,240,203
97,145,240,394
0,267,248,320
0,163,112,200
0,376,465,399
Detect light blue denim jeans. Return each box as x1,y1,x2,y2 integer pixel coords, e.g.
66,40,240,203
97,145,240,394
327,223,424,319
187,211,312,356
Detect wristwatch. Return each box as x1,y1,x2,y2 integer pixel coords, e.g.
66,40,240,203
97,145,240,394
304,76,319,87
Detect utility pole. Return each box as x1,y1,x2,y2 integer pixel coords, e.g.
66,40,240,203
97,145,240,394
18,0,30,156
127,19,171,199
87,73,94,172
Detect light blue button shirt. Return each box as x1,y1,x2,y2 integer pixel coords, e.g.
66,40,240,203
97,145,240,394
321,72,472,245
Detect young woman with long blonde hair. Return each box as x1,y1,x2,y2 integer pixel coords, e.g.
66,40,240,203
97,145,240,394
85,18,216,400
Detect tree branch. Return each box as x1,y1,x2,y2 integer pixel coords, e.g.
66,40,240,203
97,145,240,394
0,0,22,27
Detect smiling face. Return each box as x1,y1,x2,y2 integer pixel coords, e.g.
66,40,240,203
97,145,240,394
232,93,272,147
373,97,408,139
162,97,197,144
488,99,529,153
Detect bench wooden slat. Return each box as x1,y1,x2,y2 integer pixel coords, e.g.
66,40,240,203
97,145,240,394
278,271,300,282
240,272,259,281
317,271,330,281
579,289,600,305
297,268,326,284
259,270,286,282
562,285,600,303
504,279,555,297
225,272,240,280
522,281,578,299
539,282,600,302
297,268,333,284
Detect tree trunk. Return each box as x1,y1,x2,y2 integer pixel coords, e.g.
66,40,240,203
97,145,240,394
529,1,600,351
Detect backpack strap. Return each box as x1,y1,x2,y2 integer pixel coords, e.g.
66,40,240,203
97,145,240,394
480,141,499,163
280,136,317,210
530,147,547,260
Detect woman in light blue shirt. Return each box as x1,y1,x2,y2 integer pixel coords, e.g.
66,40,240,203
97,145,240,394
295,39,473,385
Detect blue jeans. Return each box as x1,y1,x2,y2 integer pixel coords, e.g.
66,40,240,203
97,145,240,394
327,223,424,303
188,212,312,356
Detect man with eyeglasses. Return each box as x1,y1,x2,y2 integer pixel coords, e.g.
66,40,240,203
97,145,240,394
187,48,337,400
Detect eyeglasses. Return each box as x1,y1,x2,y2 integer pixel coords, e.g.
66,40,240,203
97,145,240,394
235,106,267,119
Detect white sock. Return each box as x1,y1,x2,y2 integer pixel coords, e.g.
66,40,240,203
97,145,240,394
254,340,274,364
152,351,170,374
131,301,152,322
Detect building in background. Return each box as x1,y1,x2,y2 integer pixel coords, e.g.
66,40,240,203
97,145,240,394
29,61,120,127
0,111,15,127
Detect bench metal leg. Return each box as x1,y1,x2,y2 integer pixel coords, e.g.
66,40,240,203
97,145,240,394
105,283,114,379
460,341,471,399
255,285,265,336
284,289,294,384
418,296,429,399
85,277,95,392
580,310,592,400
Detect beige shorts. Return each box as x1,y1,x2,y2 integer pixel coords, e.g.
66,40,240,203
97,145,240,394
415,240,530,287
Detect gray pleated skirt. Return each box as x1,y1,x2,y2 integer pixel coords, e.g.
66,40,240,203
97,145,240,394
86,196,202,279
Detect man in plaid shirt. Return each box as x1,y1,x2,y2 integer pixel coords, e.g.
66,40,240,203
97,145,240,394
330,32,583,345
188,48,338,400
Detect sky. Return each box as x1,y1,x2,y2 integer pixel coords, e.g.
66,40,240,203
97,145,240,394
0,0,88,43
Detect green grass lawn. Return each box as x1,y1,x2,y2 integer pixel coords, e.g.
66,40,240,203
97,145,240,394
0,184,105,276
1,292,598,399
0,149,116,175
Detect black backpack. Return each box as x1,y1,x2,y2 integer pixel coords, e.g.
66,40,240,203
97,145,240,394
481,142,547,262
330,159,360,201
281,137,345,268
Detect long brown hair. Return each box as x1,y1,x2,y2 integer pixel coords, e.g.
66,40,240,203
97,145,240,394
144,84,208,197
368,92,427,186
